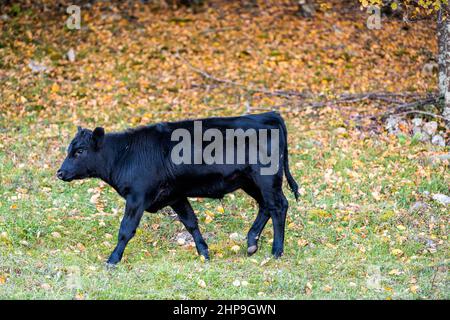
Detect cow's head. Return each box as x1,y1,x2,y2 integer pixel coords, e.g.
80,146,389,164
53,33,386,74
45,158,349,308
57,126,105,182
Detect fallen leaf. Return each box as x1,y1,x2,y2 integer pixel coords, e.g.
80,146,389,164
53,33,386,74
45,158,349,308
391,248,403,256
260,257,271,266
41,283,51,290
76,243,86,252
410,285,419,294
388,269,402,276
205,215,213,224
305,282,313,295
323,285,333,292
230,245,240,253
51,83,60,94
198,279,206,288
297,239,309,247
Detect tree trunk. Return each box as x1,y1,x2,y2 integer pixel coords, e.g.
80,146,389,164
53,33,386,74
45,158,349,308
437,8,447,98
445,7,450,111
297,0,315,18
434,8,450,130
437,5,450,124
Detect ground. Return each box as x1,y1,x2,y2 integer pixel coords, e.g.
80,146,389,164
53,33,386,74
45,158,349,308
0,1,448,299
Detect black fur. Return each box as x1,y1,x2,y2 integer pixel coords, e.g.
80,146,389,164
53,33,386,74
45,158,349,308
57,112,299,265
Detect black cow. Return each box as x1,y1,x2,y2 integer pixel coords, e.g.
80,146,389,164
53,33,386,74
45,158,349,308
57,112,299,265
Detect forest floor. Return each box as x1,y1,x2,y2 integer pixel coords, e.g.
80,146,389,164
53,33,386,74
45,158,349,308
0,1,448,299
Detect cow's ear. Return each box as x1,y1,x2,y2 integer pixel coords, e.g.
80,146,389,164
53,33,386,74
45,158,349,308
77,126,82,133
92,127,105,150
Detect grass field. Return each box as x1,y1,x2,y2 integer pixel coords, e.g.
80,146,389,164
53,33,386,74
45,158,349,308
0,1,448,299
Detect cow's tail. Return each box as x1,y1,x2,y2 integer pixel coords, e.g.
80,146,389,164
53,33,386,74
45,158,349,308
276,113,299,201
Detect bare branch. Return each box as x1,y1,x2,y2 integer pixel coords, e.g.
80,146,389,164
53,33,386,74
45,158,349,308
397,110,448,120
175,52,307,98
176,52,443,120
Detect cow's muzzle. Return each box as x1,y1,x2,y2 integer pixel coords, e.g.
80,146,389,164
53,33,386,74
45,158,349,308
56,169,72,181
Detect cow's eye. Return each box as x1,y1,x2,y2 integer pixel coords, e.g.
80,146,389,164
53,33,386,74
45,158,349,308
74,149,84,157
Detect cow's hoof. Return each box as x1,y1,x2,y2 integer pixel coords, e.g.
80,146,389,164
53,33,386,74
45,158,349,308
105,262,117,270
199,252,210,260
247,245,258,256
272,251,284,259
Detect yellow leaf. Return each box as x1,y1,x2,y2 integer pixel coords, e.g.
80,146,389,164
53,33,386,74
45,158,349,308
297,239,309,247
51,83,60,94
309,209,331,218
74,293,84,300
325,242,337,249
205,215,213,224
323,285,333,292
230,245,240,253
391,248,403,256
388,269,402,276
381,210,395,221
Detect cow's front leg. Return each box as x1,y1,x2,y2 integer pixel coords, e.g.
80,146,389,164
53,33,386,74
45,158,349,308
171,199,209,260
107,195,145,266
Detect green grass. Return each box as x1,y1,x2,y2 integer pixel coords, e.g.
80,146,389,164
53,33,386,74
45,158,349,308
0,1,448,299
0,120,448,299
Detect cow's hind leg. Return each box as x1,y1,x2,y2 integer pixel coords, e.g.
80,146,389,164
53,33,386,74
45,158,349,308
268,191,288,258
171,198,209,260
246,206,269,255
242,184,269,256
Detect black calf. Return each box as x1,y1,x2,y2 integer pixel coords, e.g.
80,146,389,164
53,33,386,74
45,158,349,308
57,112,299,265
